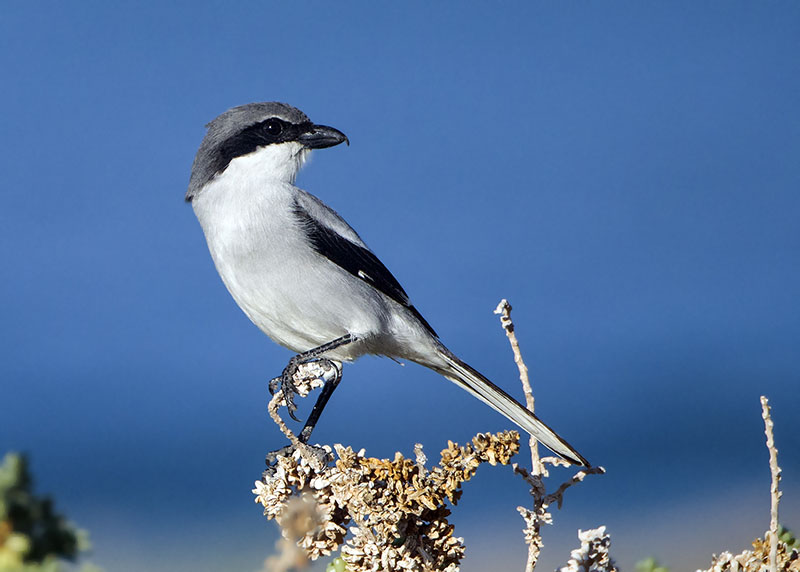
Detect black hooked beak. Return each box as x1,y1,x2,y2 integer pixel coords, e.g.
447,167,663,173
298,123,349,149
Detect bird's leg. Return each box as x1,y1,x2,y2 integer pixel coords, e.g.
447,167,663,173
269,334,356,422
298,360,342,443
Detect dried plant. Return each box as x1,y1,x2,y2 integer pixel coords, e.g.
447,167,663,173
253,415,520,571
696,397,798,572
558,526,618,572
255,301,604,571
494,300,605,571
253,303,798,572
699,536,800,572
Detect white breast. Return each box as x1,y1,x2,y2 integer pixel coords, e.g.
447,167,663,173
190,145,412,359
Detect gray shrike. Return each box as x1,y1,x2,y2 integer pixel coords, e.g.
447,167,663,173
186,102,588,467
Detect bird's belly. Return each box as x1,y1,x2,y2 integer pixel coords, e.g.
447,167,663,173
212,239,390,359
192,180,435,363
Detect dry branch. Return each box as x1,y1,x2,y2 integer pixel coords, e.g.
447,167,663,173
257,305,604,571
494,299,604,571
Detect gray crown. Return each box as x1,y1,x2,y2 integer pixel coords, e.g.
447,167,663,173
186,102,311,201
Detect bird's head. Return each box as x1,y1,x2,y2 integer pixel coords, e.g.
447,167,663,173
186,102,348,202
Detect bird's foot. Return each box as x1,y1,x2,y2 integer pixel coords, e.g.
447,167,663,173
269,355,303,421
269,357,341,422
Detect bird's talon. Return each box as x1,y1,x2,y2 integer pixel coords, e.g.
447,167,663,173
285,398,300,422
271,363,302,421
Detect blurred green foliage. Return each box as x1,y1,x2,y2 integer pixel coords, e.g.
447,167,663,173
635,556,670,572
325,556,348,572
0,452,101,572
778,525,798,551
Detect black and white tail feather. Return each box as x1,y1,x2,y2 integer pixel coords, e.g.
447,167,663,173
433,345,588,467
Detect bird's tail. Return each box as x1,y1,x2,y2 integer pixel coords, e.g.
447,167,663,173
433,346,589,467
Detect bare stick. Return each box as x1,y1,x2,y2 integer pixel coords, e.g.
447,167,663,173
543,465,605,510
268,391,303,448
760,396,781,572
495,299,604,572
494,299,541,473
494,299,542,572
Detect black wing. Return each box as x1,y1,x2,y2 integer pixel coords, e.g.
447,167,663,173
293,201,437,337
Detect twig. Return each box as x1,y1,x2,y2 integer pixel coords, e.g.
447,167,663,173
495,299,604,572
543,465,605,510
495,299,543,572
494,299,542,474
268,392,303,448
697,397,787,572
760,396,781,572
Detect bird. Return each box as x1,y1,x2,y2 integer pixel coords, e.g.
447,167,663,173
186,102,589,467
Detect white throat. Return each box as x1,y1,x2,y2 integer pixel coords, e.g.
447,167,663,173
224,141,310,185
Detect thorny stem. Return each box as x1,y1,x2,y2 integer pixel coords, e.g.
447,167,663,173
760,396,781,572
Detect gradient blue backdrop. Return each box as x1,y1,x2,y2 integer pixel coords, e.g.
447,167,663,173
1,3,798,570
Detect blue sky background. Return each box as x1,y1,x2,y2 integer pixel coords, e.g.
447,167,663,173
1,2,798,570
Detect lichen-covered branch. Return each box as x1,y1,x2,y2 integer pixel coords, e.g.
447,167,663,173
255,396,521,572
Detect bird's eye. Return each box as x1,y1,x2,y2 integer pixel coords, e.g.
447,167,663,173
263,118,283,136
